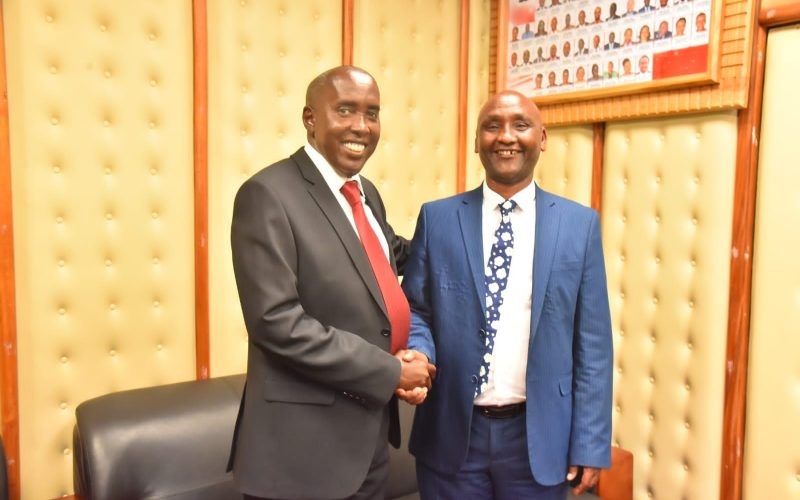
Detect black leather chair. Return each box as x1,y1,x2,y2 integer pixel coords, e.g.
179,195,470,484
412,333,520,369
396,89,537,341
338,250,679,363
73,375,419,500
72,375,629,500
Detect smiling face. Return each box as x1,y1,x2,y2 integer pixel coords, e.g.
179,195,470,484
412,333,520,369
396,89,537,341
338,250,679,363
475,92,547,199
624,28,633,42
303,67,380,178
594,6,602,20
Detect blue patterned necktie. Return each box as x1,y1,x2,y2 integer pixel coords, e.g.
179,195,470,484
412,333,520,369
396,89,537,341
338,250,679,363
476,199,517,396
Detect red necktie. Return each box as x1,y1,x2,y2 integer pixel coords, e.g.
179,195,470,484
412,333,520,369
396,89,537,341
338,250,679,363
340,180,409,353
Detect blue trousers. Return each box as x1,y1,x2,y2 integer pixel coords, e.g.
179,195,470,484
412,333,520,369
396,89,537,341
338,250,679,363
416,408,568,500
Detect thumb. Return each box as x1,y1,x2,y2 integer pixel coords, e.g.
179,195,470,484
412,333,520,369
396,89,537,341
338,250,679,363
402,350,416,362
566,466,578,480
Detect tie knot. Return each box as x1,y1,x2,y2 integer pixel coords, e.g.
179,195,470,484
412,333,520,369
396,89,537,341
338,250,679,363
340,180,362,207
499,199,517,216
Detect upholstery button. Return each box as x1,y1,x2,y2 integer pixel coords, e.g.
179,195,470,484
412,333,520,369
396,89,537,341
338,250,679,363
381,328,390,337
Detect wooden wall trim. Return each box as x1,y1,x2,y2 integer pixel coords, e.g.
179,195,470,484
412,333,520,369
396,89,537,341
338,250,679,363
0,3,21,499
193,0,210,380
760,2,800,26
342,0,354,65
720,17,767,500
591,123,605,213
456,0,470,193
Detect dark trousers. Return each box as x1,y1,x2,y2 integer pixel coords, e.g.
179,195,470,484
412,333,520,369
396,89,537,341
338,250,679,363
416,408,568,500
244,407,390,500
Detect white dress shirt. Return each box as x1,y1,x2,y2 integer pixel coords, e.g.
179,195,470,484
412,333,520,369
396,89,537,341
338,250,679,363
473,181,536,406
304,143,390,260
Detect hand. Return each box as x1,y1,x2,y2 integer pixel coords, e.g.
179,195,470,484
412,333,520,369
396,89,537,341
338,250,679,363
397,349,437,380
566,466,601,496
395,350,435,395
395,350,437,405
395,385,428,405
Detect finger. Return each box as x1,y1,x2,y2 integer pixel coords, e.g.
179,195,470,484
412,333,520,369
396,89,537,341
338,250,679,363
566,466,578,480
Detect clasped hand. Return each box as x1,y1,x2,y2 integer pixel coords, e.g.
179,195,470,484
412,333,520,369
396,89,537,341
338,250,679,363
394,349,436,405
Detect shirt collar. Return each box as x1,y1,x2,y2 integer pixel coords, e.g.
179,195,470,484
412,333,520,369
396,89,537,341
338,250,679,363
482,180,537,213
304,142,365,198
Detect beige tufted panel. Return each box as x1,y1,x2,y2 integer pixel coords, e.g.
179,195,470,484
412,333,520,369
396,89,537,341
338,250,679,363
353,0,459,237
603,112,737,500
464,0,491,192
743,23,800,500
534,126,593,206
4,0,195,498
207,0,342,377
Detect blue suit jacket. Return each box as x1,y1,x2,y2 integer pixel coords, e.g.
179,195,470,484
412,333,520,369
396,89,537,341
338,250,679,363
402,184,613,486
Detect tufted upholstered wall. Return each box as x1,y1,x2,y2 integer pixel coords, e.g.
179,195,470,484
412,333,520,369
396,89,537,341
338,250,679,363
743,23,800,500
603,112,737,500
352,0,460,238
464,0,491,191
4,0,195,498
206,0,342,377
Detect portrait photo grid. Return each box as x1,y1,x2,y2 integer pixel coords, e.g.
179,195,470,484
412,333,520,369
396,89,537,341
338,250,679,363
506,0,711,97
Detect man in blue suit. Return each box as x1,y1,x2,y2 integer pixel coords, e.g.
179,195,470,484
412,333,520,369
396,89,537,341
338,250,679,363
401,91,613,499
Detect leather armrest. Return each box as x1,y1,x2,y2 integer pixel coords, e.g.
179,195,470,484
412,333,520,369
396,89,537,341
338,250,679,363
596,447,634,500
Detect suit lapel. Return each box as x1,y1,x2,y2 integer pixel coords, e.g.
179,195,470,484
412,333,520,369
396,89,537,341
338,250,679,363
291,149,389,320
530,186,560,339
457,187,487,318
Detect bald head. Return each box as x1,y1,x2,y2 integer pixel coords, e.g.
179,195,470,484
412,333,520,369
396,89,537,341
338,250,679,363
302,66,381,178
476,91,542,130
475,91,546,199
305,66,377,107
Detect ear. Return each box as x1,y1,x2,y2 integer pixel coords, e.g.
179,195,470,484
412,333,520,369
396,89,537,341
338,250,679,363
540,126,548,152
302,106,315,133
474,133,480,154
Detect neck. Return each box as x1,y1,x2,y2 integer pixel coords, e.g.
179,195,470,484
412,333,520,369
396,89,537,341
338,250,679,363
486,176,533,200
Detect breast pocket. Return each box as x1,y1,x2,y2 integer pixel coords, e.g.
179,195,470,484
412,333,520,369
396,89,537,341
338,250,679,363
543,262,582,314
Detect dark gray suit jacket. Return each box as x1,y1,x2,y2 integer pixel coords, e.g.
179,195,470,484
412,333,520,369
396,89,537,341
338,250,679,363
228,148,408,499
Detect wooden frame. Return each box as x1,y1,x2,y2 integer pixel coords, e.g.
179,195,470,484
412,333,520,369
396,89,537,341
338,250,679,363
495,0,723,103
0,2,21,498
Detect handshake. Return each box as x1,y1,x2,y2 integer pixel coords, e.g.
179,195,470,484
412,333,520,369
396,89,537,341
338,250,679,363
394,349,437,405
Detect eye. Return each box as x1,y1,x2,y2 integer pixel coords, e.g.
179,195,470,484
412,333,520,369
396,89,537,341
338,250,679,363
366,110,379,120
514,121,531,131
484,123,500,132
337,106,353,116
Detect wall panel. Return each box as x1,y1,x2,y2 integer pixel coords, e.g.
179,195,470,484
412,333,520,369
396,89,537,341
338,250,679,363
464,0,491,192
743,22,800,500
603,112,737,500
207,0,342,377
353,0,459,238
5,0,195,497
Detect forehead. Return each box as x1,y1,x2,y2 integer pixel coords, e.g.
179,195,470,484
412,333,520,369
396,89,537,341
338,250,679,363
481,95,536,121
319,73,379,105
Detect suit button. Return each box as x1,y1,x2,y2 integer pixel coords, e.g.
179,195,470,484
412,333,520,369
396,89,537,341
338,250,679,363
470,375,478,384
381,328,390,337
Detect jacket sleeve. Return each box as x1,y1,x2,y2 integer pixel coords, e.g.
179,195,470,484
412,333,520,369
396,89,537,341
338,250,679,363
569,211,614,467
231,178,401,407
401,206,437,365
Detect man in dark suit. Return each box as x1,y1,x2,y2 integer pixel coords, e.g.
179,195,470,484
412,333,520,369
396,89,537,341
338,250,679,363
402,91,613,499
228,65,434,500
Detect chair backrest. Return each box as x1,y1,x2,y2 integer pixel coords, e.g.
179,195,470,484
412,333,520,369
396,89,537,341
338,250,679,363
73,375,244,500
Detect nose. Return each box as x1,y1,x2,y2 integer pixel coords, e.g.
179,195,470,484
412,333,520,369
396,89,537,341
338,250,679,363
497,124,515,143
350,112,368,133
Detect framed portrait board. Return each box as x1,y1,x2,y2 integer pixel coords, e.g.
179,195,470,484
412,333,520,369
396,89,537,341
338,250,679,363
498,0,722,103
